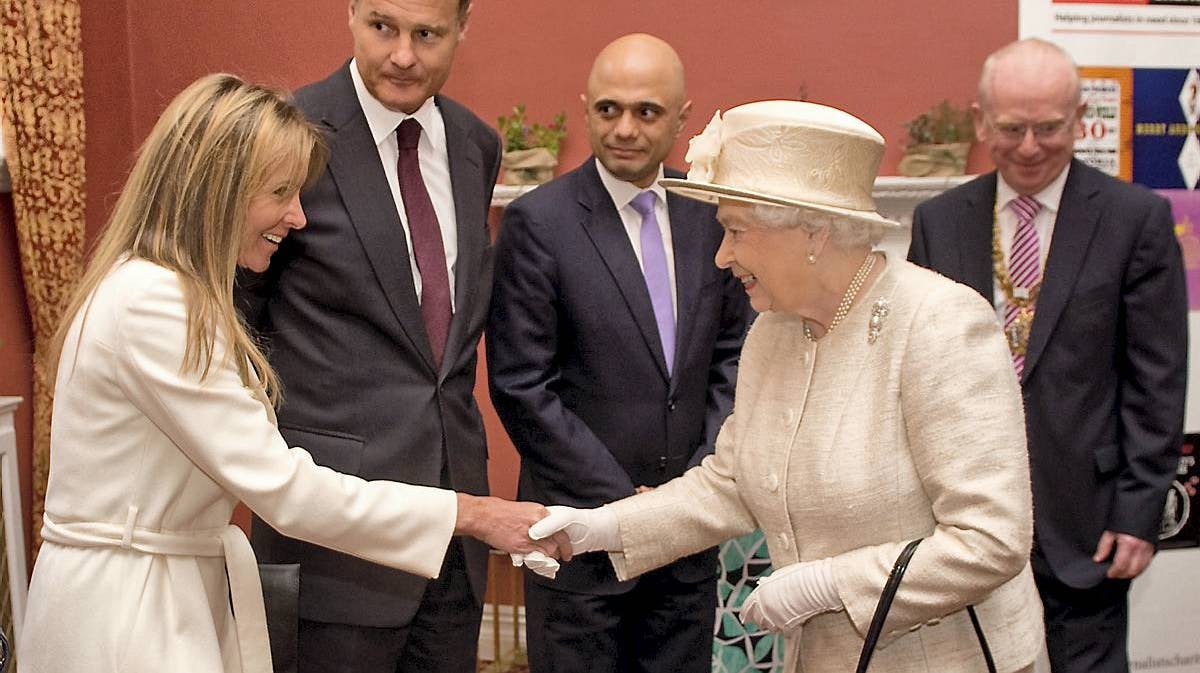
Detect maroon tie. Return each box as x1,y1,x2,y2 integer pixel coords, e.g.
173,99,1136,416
397,118,451,368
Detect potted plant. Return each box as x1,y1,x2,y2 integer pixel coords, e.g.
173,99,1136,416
897,100,975,177
497,104,567,185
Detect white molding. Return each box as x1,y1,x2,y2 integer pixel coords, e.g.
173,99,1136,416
491,175,975,260
477,603,527,662
491,175,973,211
0,396,26,648
873,175,975,260
490,184,537,207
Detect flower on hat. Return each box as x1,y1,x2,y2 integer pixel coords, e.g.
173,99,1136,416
684,110,723,183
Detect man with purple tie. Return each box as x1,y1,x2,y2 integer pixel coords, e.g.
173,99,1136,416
487,33,752,673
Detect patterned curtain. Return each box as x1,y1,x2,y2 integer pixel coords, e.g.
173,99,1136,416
0,0,88,555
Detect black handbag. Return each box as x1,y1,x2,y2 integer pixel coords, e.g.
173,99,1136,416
855,539,996,673
258,562,300,673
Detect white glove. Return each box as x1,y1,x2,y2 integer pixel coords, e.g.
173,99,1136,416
528,505,622,554
510,550,560,579
741,557,842,634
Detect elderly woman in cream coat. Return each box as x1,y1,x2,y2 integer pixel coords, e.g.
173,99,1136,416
530,101,1043,673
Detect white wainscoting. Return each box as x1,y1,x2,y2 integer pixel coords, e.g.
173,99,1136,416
0,396,27,651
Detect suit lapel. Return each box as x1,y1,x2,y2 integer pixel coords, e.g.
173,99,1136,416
1022,161,1100,382
321,70,436,371
577,162,672,381
667,190,706,389
439,97,486,379
958,174,998,301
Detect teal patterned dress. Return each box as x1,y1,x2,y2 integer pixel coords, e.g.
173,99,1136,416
713,530,783,673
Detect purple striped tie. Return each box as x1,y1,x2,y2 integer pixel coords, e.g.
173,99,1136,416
630,191,675,376
1005,194,1042,377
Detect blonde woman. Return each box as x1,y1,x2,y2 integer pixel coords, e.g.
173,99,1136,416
20,74,566,673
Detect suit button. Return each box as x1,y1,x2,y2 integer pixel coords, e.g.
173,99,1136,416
658,456,668,470
763,474,779,492
667,397,677,412
776,533,791,551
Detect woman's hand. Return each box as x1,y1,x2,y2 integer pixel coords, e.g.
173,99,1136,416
528,505,622,555
741,557,842,634
454,495,572,561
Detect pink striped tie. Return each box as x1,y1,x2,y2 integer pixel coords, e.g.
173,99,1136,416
1005,195,1042,377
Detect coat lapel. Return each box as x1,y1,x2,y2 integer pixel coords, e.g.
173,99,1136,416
1022,161,1100,382
667,189,706,389
577,162,672,381
321,89,436,371
958,174,998,301
438,97,487,379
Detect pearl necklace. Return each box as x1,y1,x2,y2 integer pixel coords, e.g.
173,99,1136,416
803,252,877,342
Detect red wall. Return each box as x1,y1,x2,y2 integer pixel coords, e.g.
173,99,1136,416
0,1,1018,532
113,1,1013,182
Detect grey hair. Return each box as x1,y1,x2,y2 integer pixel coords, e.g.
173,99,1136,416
978,38,1081,111
751,203,883,248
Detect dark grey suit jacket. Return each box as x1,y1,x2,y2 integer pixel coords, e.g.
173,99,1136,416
238,63,501,626
908,159,1186,589
487,159,752,593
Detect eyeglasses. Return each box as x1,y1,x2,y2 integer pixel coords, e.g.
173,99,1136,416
988,117,1073,143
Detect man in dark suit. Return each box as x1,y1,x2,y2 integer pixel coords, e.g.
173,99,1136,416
487,34,752,673
236,1,568,671
908,38,1186,673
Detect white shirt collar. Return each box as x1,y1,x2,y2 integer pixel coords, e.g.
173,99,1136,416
595,158,667,211
349,59,442,152
996,162,1070,215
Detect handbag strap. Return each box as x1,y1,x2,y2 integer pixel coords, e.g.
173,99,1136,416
854,539,996,673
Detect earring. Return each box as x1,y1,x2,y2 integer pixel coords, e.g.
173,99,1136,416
807,252,817,265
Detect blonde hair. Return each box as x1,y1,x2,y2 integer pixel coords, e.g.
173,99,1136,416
49,73,326,405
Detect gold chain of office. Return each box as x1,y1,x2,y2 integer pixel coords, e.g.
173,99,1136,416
992,206,1040,357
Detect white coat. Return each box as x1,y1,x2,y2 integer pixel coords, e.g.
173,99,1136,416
21,258,458,672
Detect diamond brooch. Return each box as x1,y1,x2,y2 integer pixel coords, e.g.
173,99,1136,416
867,299,890,344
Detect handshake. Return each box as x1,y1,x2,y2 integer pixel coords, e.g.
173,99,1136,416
458,496,842,633
456,496,619,579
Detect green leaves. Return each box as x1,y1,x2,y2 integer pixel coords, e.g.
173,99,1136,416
904,100,975,146
496,104,568,155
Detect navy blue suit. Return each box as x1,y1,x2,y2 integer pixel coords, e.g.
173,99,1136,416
487,159,751,673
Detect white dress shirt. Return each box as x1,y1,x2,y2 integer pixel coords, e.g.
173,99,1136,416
350,60,459,310
595,159,678,320
992,165,1070,320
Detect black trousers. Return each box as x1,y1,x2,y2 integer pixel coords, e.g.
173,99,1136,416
1034,567,1131,673
524,565,717,673
296,538,482,673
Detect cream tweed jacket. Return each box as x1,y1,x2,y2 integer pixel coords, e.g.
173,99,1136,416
608,258,1043,673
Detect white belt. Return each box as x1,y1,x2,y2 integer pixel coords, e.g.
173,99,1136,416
41,507,273,673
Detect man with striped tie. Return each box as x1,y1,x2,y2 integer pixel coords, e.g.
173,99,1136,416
908,38,1187,673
